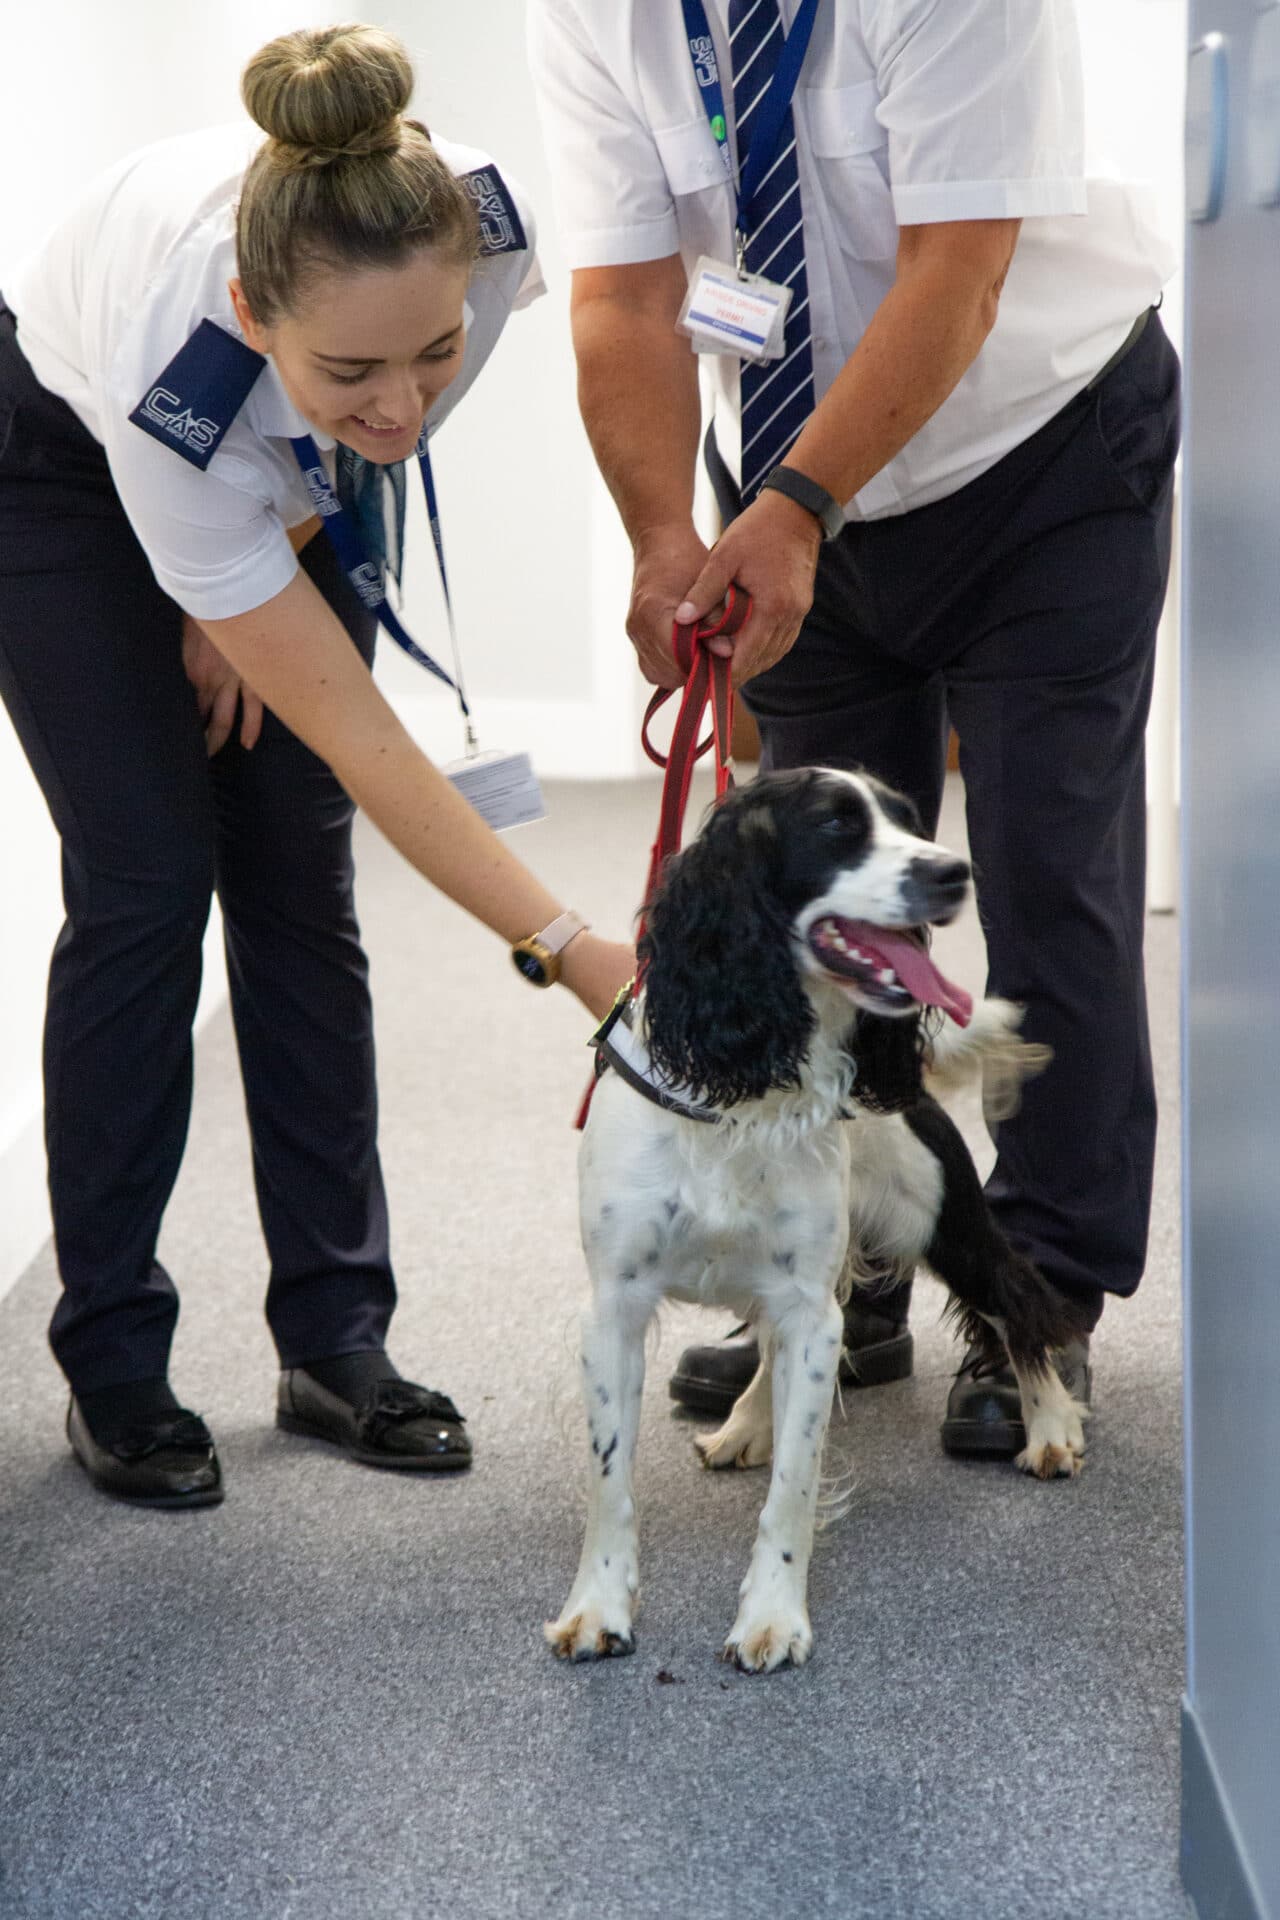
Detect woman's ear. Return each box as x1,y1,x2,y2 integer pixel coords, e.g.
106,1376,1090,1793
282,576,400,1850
227,279,270,352
639,795,814,1107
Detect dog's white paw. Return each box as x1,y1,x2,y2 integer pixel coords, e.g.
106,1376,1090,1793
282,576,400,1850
1015,1398,1087,1480
722,1607,813,1674
925,998,1053,1120
695,1419,773,1470
544,1600,637,1663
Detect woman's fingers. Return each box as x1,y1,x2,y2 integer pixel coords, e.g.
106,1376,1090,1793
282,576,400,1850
238,686,265,751
204,678,239,757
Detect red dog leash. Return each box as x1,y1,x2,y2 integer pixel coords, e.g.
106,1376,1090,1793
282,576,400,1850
575,588,752,1130
637,584,750,930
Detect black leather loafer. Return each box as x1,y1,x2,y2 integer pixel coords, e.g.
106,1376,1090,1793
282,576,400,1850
67,1397,224,1509
277,1371,472,1471
668,1284,914,1417
941,1338,1092,1459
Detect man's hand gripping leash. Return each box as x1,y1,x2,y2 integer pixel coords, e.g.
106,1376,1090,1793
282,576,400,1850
575,586,752,1128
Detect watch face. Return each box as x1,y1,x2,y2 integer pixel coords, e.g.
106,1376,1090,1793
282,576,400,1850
513,945,550,987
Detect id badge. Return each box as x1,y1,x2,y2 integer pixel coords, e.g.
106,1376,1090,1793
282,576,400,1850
445,748,546,832
677,254,792,364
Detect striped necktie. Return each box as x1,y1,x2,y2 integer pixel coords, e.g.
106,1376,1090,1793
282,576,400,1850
729,0,816,501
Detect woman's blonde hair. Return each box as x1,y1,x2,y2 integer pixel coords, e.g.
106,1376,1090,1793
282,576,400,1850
236,24,479,324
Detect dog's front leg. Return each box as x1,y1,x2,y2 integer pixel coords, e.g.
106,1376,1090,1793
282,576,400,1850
723,1294,843,1674
545,1284,648,1662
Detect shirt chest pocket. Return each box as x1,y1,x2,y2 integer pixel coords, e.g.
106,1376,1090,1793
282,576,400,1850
800,81,898,261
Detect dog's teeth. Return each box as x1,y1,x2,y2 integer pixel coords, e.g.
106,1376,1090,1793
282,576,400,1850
878,968,896,985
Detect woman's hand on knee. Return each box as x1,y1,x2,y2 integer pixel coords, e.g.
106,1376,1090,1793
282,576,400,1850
181,614,265,756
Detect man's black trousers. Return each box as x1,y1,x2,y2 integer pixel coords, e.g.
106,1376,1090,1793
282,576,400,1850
718,312,1181,1319
0,306,397,1393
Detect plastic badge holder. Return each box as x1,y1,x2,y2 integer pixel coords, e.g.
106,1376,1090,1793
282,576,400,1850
444,748,545,832
678,254,792,363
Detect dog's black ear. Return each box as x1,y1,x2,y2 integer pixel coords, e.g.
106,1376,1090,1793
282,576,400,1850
845,1008,932,1113
639,794,814,1107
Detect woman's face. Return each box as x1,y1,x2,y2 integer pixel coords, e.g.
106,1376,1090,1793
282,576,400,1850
231,248,471,464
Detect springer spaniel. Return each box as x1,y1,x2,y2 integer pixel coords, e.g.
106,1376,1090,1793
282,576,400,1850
547,768,1089,1674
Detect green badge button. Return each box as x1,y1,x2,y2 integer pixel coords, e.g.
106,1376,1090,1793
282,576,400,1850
711,114,726,141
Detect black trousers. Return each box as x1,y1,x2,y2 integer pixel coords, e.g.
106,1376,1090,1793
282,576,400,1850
0,305,397,1393
715,312,1181,1319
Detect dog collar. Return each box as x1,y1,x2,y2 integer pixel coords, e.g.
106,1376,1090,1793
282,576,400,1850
588,991,722,1126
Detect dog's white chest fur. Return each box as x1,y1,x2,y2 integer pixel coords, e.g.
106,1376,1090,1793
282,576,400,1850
580,1067,850,1319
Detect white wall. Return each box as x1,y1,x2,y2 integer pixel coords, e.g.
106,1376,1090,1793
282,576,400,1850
0,1,1189,1300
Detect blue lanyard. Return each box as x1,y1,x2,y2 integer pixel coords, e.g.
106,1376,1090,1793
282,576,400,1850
679,0,820,247
291,430,473,734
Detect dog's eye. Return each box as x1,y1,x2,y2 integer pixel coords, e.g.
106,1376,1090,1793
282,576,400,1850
819,816,853,838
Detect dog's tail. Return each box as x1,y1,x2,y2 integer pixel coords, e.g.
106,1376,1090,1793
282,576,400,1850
923,997,1051,1121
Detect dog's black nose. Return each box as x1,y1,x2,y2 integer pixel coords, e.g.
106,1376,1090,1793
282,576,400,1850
928,858,970,892
903,855,971,923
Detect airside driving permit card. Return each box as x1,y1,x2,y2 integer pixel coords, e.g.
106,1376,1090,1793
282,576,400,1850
678,254,792,362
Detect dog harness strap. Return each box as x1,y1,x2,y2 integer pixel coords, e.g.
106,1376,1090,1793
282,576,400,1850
586,991,721,1125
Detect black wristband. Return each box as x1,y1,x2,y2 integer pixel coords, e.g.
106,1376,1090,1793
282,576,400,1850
758,465,845,541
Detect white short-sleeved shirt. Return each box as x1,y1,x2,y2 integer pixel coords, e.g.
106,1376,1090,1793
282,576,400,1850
528,0,1175,519
7,122,544,619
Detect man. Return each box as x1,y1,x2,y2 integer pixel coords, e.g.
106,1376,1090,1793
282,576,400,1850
528,0,1179,1455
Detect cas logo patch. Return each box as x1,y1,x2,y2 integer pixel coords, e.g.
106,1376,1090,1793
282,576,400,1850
458,166,528,257
139,387,220,454
128,319,266,471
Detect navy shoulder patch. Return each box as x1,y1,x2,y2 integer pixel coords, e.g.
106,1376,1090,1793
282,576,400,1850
128,320,266,470
458,166,528,257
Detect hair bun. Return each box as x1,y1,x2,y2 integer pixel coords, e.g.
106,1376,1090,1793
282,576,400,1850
242,24,413,162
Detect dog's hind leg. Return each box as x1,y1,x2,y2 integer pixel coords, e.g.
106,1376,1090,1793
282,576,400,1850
545,1283,650,1662
722,1293,843,1674
695,1335,774,1470
904,1094,1090,1480
1006,1352,1087,1480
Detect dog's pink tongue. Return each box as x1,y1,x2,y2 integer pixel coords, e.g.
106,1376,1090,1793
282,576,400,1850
858,927,973,1027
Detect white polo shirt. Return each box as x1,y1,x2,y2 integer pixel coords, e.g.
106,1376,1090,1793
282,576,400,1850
7,122,543,619
528,0,1175,519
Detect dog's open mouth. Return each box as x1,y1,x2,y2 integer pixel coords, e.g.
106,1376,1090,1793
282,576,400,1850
807,918,973,1026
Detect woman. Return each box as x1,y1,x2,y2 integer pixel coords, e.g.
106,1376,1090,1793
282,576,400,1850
0,24,632,1509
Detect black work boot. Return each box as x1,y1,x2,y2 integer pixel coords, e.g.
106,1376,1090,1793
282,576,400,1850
941,1337,1092,1459
668,1280,914,1417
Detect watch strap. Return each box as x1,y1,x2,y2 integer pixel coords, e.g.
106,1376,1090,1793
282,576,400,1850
533,908,588,957
510,909,589,988
759,464,845,541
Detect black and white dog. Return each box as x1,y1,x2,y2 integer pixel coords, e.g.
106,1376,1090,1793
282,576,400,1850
547,768,1089,1674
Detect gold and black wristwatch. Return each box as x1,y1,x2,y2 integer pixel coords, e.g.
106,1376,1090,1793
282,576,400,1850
511,909,589,988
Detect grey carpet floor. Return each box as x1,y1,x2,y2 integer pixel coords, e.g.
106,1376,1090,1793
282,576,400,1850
0,776,1186,1920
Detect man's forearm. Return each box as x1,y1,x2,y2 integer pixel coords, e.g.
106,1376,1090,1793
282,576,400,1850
571,288,702,540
